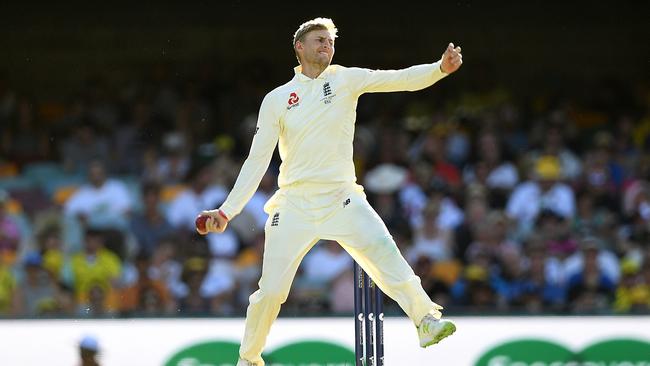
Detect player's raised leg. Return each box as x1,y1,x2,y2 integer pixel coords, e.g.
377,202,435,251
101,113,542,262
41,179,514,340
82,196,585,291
322,187,456,347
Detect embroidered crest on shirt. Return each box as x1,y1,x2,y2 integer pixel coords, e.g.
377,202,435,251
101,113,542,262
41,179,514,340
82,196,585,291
271,212,280,226
320,82,336,104
287,92,300,110
323,82,332,96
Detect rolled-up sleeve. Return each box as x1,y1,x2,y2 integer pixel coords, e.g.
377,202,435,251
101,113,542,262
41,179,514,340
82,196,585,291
219,93,280,219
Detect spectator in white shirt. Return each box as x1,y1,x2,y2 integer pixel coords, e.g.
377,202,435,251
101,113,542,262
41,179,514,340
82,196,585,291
506,156,576,238
242,170,276,231
301,240,353,285
64,160,133,230
564,235,620,285
400,162,464,231
408,200,454,263
166,161,239,257
463,130,519,191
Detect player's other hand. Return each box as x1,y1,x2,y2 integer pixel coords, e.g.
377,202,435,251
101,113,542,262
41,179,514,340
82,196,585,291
196,209,229,235
440,43,463,74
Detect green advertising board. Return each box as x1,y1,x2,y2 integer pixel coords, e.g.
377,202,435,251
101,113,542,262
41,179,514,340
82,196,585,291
475,338,650,366
165,339,355,366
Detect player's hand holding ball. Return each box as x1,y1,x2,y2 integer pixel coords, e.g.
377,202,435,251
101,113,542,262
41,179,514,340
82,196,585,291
195,209,229,235
440,42,462,74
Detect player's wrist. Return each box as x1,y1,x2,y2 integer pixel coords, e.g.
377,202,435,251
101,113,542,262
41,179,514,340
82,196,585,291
217,209,229,221
438,60,449,74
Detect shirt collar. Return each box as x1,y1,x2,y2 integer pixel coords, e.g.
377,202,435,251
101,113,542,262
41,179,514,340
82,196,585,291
293,65,331,82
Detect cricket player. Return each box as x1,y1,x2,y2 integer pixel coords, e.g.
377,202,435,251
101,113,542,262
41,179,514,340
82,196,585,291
197,17,463,366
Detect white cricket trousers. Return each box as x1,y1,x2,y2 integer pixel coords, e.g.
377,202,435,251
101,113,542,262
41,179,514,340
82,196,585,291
239,182,442,365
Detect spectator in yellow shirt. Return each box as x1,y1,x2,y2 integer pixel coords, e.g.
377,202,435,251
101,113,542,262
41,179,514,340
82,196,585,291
614,259,650,313
67,228,121,313
0,262,16,315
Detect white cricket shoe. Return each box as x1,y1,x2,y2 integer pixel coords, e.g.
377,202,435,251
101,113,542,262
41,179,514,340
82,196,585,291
236,358,259,366
417,314,456,348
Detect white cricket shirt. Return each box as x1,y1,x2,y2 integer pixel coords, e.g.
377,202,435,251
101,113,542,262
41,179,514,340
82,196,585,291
219,61,448,219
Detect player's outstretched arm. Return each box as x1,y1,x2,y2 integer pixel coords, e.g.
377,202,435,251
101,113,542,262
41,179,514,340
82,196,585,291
346,42,463,95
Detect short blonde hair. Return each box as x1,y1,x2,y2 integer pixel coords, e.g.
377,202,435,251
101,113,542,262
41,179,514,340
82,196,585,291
292,17,338,63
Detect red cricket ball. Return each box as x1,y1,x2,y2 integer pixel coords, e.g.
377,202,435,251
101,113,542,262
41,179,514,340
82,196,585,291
195,215,209,232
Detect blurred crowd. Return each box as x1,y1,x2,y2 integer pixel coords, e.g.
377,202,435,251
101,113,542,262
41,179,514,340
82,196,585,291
1,65,650,318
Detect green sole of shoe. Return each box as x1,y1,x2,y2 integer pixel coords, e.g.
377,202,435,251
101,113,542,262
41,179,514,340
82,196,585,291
421,322,457,348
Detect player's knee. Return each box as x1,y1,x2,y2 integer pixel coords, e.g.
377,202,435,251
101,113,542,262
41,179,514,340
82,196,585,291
358,235,400,264
249,287,290,305
367,235,399,253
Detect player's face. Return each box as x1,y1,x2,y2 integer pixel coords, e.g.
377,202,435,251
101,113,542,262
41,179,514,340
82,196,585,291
298,29,335,66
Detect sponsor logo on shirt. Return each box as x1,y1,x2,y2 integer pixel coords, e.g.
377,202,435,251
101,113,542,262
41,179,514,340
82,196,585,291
287,92,300,110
